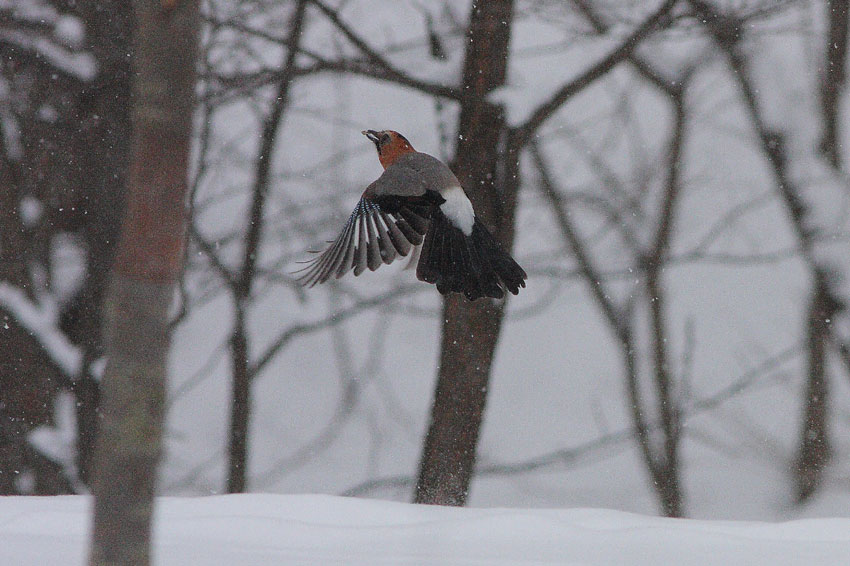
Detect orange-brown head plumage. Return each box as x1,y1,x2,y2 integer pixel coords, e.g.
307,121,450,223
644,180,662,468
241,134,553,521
362,129,416,169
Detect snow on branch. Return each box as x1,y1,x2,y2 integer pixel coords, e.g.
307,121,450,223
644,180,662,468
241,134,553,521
501,0,679,143
0,283,82,377
0,29,95,81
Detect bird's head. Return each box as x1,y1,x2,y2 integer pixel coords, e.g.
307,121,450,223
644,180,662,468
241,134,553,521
362,129,415,168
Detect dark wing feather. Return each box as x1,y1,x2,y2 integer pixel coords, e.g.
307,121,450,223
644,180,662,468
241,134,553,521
372,213,397,264
365,213,383,271
379,211,412,256
296,197,434,287
353,210,369,276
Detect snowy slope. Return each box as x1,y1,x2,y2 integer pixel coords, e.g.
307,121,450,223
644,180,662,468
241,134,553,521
1,494,849,566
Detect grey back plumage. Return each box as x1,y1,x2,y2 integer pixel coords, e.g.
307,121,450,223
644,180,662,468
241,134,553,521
367,152,459,198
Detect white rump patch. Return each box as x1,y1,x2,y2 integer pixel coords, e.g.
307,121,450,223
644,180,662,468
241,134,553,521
439,186,475,235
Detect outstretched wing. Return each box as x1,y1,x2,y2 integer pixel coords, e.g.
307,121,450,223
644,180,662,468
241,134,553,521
296,195,437,287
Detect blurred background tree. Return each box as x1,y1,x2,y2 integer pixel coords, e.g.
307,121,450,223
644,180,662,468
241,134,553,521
88,1,199,563
0,0,132,494
3,0,850,521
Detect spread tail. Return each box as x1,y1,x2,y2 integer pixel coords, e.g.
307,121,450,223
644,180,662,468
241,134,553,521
416,210,527,301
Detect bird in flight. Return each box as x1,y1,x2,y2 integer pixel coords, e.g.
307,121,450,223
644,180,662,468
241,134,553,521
296,130,526,301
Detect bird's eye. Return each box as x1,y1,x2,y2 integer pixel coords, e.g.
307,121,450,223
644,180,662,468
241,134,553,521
380,134,391,144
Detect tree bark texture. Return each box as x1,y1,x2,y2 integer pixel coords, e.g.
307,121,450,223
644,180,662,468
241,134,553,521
227,309,251,494
0,66,72,495
65,0,135,485
641,89,687,517
414,0,516,506
819,0,849,167
794,273,839,502
88,1,199,565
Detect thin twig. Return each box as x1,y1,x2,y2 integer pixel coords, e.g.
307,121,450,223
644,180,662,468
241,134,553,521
513,0,679,148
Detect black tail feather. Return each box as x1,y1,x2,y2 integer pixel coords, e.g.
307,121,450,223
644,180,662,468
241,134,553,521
416,213,440,285
444,224,465,294
455,233,482,300
435,216,452,294
417,211,526,300
473,220,527,296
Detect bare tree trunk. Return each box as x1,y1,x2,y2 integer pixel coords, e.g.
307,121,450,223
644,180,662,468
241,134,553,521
0,149,72,492
414,0,516,506
804,0,850,496
225,0,308,494
227,307,252,494
642,88,687,517
88,1,199,564
794,273,839,502
529,75,689,516
689,0,848,504
61,0,134,485
819,0,849,167
0,133,28,289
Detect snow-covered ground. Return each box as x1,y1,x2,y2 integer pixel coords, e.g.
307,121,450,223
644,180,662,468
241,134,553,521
2,494,849,565
13,0,850,537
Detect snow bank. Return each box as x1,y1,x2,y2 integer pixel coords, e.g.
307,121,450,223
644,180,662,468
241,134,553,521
1,494,848,565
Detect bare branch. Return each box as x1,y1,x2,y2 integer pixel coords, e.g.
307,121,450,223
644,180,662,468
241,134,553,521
687,0,815,261
513,0,679,148
189,223,237,289
530,141,626,338
238,1,308,300
570,0,677,95
307,0,461,100
250,284,419,377
344,342,802,498
531,139,666,499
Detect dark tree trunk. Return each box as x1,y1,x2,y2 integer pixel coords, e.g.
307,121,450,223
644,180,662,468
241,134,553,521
72,369,102,486
819,0,849,167
63,0,134,485
794,273,839,502
88,1,199,564
0,408,25,495
0,138,28,289
414,0,517,506
642,89,688,517
0,136,30,495
224,0,308,494
227,312,251,494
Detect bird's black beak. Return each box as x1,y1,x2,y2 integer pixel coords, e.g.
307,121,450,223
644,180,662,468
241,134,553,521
362,130,381,145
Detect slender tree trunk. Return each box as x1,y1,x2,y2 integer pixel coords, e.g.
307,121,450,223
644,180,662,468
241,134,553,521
0,137,28,289
415,0,517,506
643,89,687,517
65,0,134,485
689,0,848,504
88,1,199,565
810,2,850,496
794,273,839,502
531,81,688,516
224,0,308,494
227,309,251,494
72,367,101,486
820,0,849,167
